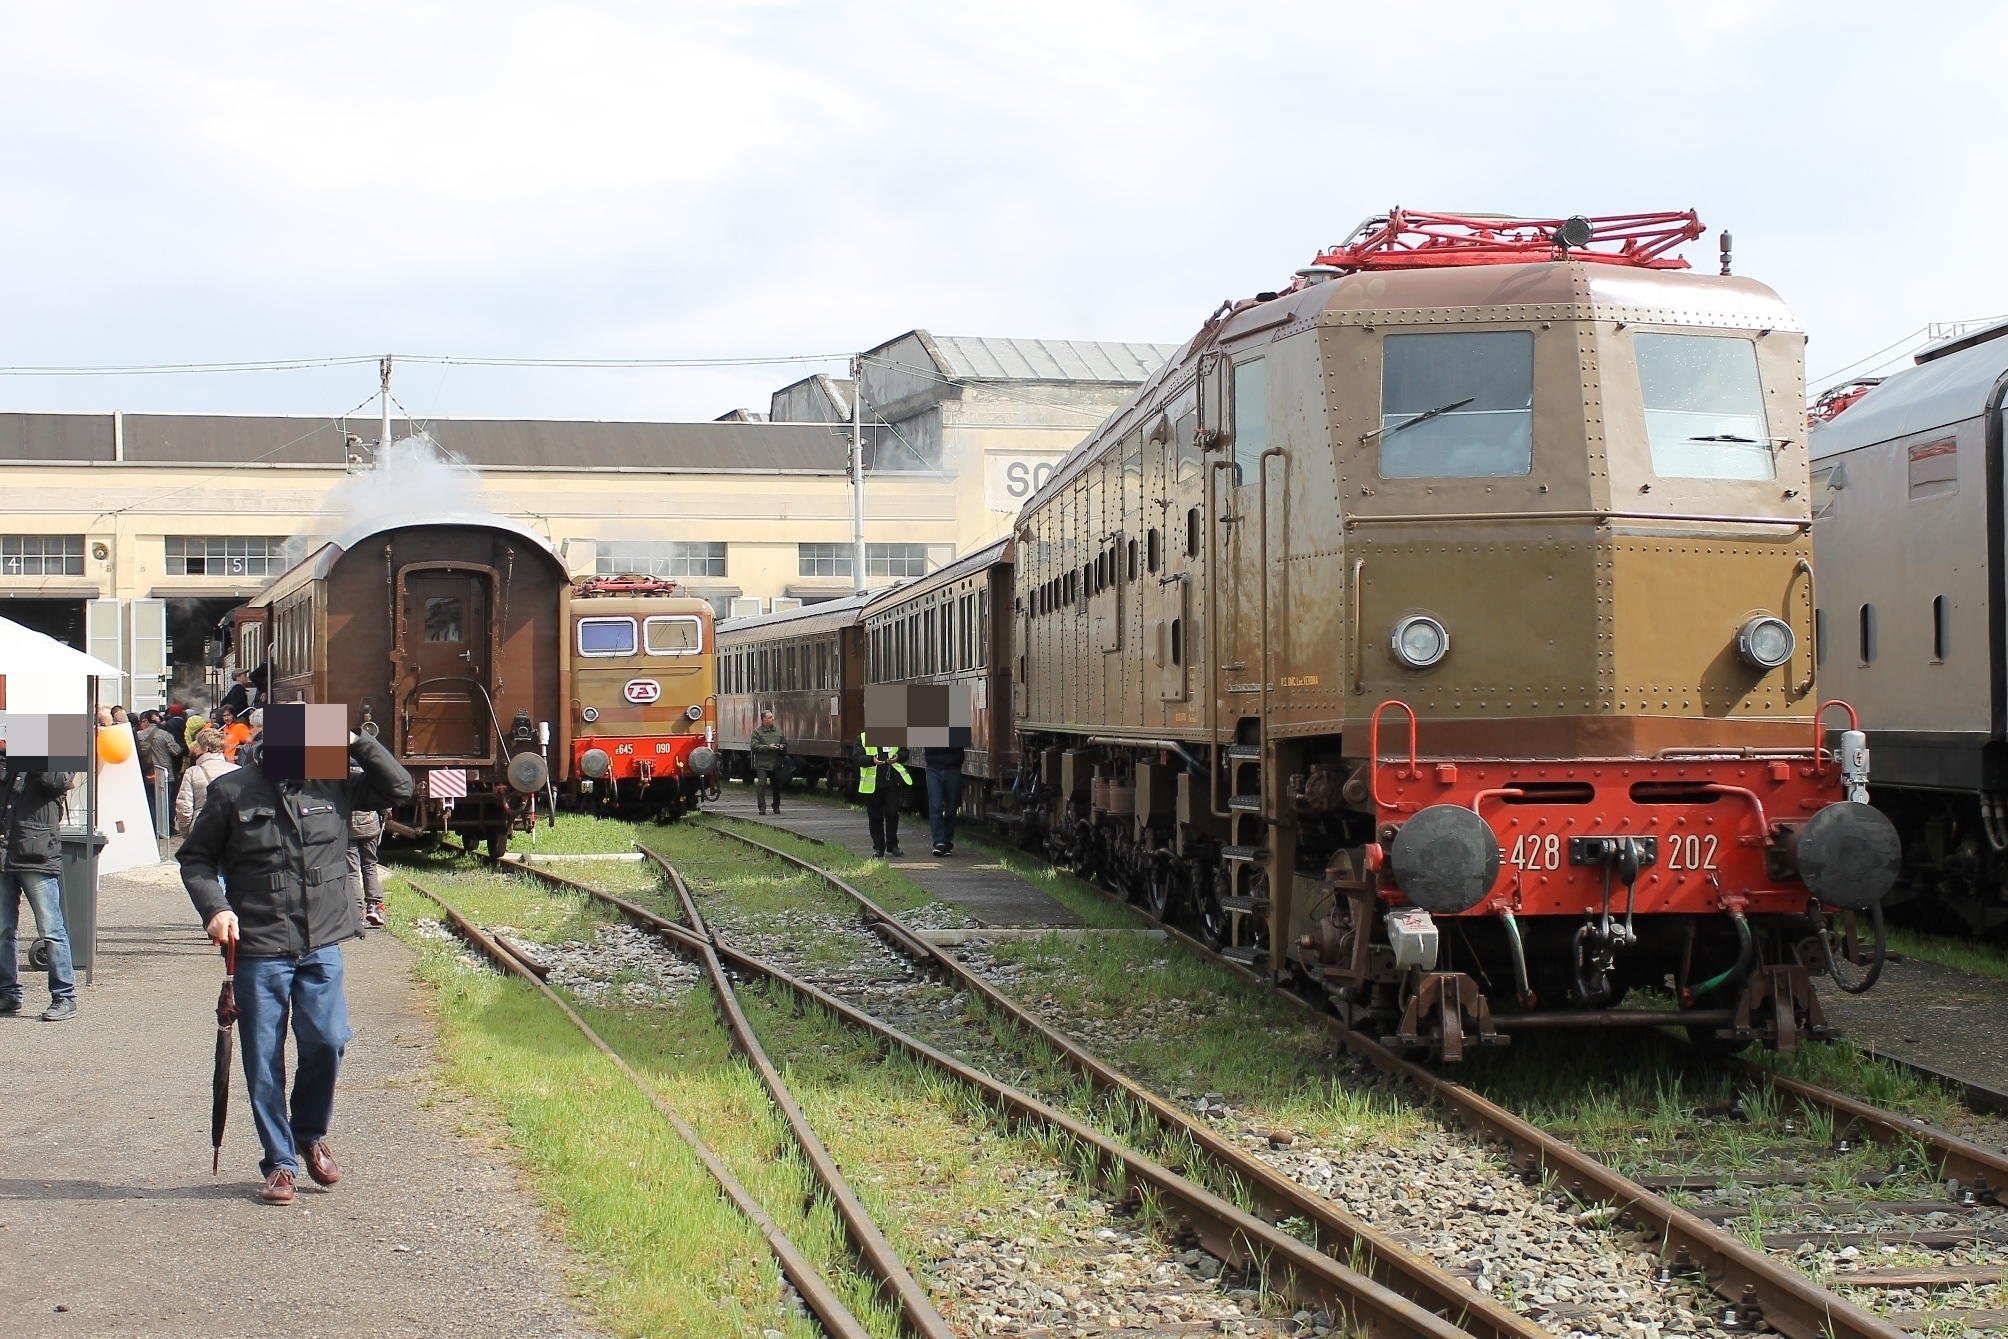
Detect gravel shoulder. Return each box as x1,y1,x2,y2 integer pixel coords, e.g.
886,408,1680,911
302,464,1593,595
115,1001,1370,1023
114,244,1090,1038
0,860,599,1339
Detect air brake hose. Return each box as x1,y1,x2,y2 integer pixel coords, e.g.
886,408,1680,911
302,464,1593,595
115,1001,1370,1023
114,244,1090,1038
1499,909,1535,1006
1818,899,1887,995
1690,910,1754,998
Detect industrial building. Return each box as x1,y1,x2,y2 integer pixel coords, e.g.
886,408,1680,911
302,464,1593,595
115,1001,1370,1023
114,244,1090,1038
0,332,1174,710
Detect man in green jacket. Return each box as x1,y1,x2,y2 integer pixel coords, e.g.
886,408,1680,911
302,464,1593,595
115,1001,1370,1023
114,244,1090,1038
749,709,787,815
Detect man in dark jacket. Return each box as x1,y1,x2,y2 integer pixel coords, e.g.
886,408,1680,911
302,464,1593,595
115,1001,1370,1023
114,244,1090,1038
135,710,183,837
218,670,253,718
749,709,787,815
0,761,80,1021
179,729,413,1204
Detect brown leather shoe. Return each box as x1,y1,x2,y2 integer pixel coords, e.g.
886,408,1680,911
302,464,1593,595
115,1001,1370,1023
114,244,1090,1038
297,1139,341,1187
257,1169,296,1205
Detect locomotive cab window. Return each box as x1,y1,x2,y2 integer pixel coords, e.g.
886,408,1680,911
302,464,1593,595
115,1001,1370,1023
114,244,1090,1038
643,615,702,655
1635,334,1774,480
1232,358,1267,486
1379,330,1533,478
578,616,637,657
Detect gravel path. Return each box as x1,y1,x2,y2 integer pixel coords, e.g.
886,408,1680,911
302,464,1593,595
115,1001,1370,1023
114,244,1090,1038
1,861,599,1338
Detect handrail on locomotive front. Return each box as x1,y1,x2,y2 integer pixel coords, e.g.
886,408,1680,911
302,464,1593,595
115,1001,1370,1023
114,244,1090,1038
1368,698,1419,811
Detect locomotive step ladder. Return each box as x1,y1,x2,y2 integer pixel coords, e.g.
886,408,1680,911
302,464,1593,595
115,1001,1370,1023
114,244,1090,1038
1221,727,1270,956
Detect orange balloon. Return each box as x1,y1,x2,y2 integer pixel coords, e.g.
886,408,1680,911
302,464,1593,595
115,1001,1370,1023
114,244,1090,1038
97,725,133,765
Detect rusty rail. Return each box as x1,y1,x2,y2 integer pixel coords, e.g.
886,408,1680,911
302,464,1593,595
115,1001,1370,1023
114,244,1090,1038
1727,1056,2008,1195
469,835,1513,1336
677,826,1539,1339
909,844,1907,1339
396,874,876,1339
657,855,953,1339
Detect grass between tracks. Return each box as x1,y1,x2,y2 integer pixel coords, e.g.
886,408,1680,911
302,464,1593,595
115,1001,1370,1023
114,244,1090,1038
686,797,1429,1155
381,846,897,1339
384,822,1200,1338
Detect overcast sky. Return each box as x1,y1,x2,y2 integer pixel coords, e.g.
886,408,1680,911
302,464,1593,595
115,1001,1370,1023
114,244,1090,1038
4,1,2003,427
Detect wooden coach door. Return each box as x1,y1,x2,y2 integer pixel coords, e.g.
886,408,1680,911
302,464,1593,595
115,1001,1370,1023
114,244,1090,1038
396,567,493,760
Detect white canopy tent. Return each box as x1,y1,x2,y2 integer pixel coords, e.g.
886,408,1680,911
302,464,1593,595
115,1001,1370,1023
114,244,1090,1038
1,616,146,982
0,616,125,683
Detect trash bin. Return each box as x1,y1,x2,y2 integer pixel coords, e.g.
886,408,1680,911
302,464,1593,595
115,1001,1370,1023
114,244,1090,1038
58,827,107,983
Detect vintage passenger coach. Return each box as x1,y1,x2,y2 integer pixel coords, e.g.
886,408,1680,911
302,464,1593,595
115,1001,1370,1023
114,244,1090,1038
251,514,569,854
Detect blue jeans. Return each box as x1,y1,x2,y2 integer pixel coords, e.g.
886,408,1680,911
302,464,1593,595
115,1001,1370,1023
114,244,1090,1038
926,767,962,850
0,869,75,1004
237,946,352,1177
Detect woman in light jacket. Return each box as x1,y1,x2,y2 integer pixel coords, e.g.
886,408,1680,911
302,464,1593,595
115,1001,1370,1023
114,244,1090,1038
174,728,238,834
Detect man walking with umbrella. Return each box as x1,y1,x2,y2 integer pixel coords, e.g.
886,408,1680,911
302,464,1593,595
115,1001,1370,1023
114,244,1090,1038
179,722,412,1203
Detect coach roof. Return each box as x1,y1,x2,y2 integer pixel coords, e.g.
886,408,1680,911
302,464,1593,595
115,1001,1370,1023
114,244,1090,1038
1812,324,2008,460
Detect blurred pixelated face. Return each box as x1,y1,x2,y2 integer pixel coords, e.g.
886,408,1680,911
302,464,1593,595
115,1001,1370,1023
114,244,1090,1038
761,711,775,724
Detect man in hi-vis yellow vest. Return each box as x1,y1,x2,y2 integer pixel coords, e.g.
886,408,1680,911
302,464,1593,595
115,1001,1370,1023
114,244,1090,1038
851,732,912,858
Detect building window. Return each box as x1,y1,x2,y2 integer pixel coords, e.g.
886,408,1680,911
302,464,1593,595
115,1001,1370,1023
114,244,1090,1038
799,543,852,577
596,540,726,578
867,543,929,578
165,536,288,577
1,534,85,577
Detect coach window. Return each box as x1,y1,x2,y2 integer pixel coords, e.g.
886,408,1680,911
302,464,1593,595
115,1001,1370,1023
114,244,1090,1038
578,616,637,657
1186,507,1201,557
643,616,702,655
1634,334,1773,480
1232,358,1267,486
1379,330,1534,478
1147,528,1160,573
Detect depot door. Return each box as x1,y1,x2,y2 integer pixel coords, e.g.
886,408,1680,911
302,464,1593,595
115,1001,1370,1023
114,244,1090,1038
396,569,492,760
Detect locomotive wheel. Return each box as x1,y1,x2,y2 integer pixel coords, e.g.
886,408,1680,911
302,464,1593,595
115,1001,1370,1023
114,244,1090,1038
485,826,511,860
1197,865,1232,949
1143,859,1185,921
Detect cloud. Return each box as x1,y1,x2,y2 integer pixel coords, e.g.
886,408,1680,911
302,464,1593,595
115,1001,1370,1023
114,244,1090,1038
0,1,2002,419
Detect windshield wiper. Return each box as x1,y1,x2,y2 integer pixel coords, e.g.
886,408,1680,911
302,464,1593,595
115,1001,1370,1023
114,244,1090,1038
1686,433,1760,443
1360,397,1475,444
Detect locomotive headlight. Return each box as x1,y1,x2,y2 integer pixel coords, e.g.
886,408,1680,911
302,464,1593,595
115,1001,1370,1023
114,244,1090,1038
1390,615,1450,670
581,706,600,724
1736,615,1795,671
685,703,704,722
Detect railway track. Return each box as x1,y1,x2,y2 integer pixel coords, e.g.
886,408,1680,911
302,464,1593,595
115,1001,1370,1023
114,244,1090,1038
418,816,2008,1337
906,822,2008,1337
463,835,1530,1339
398,872,880,1339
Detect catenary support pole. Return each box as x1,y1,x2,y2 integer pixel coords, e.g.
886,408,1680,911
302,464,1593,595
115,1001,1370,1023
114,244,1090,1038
379,355,393,454
851,353,866,593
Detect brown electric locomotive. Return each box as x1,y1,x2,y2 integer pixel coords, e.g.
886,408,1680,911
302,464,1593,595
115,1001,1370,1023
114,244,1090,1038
1008,210,1901,1056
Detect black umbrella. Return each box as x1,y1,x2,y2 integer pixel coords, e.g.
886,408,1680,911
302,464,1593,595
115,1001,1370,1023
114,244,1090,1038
211,941,238,1175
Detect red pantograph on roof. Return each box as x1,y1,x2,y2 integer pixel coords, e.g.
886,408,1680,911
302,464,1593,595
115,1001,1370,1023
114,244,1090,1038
1312,209,1705,273
573,575,683,598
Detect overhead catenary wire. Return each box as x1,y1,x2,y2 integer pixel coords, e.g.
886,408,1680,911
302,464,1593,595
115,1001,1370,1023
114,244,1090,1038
0,352,850,377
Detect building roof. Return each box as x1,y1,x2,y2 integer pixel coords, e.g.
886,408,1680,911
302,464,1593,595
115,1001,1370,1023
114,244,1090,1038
0,412,852,472
1812,324,2008,460
909,335,1179,384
